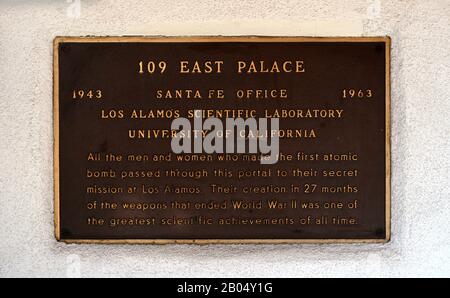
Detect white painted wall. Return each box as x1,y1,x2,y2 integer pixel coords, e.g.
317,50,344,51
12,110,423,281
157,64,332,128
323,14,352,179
0,0,449,277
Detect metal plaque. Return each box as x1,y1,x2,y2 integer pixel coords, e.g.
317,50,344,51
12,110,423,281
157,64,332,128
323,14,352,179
54,37,391,243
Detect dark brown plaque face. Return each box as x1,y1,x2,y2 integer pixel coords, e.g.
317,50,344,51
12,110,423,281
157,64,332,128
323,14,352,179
54,37,390,243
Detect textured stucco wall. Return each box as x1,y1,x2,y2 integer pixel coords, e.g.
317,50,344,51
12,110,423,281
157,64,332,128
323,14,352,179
0,0,449,277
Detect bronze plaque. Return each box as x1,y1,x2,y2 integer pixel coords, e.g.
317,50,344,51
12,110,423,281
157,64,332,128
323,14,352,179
54,37,390,243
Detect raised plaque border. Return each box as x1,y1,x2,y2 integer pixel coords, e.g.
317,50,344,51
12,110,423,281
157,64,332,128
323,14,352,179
53,36,391,244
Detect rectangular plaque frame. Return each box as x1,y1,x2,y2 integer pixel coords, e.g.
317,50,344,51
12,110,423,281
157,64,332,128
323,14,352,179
54,36,391,244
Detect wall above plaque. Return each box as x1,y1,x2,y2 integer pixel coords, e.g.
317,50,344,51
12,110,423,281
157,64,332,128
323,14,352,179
54,36,390,244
